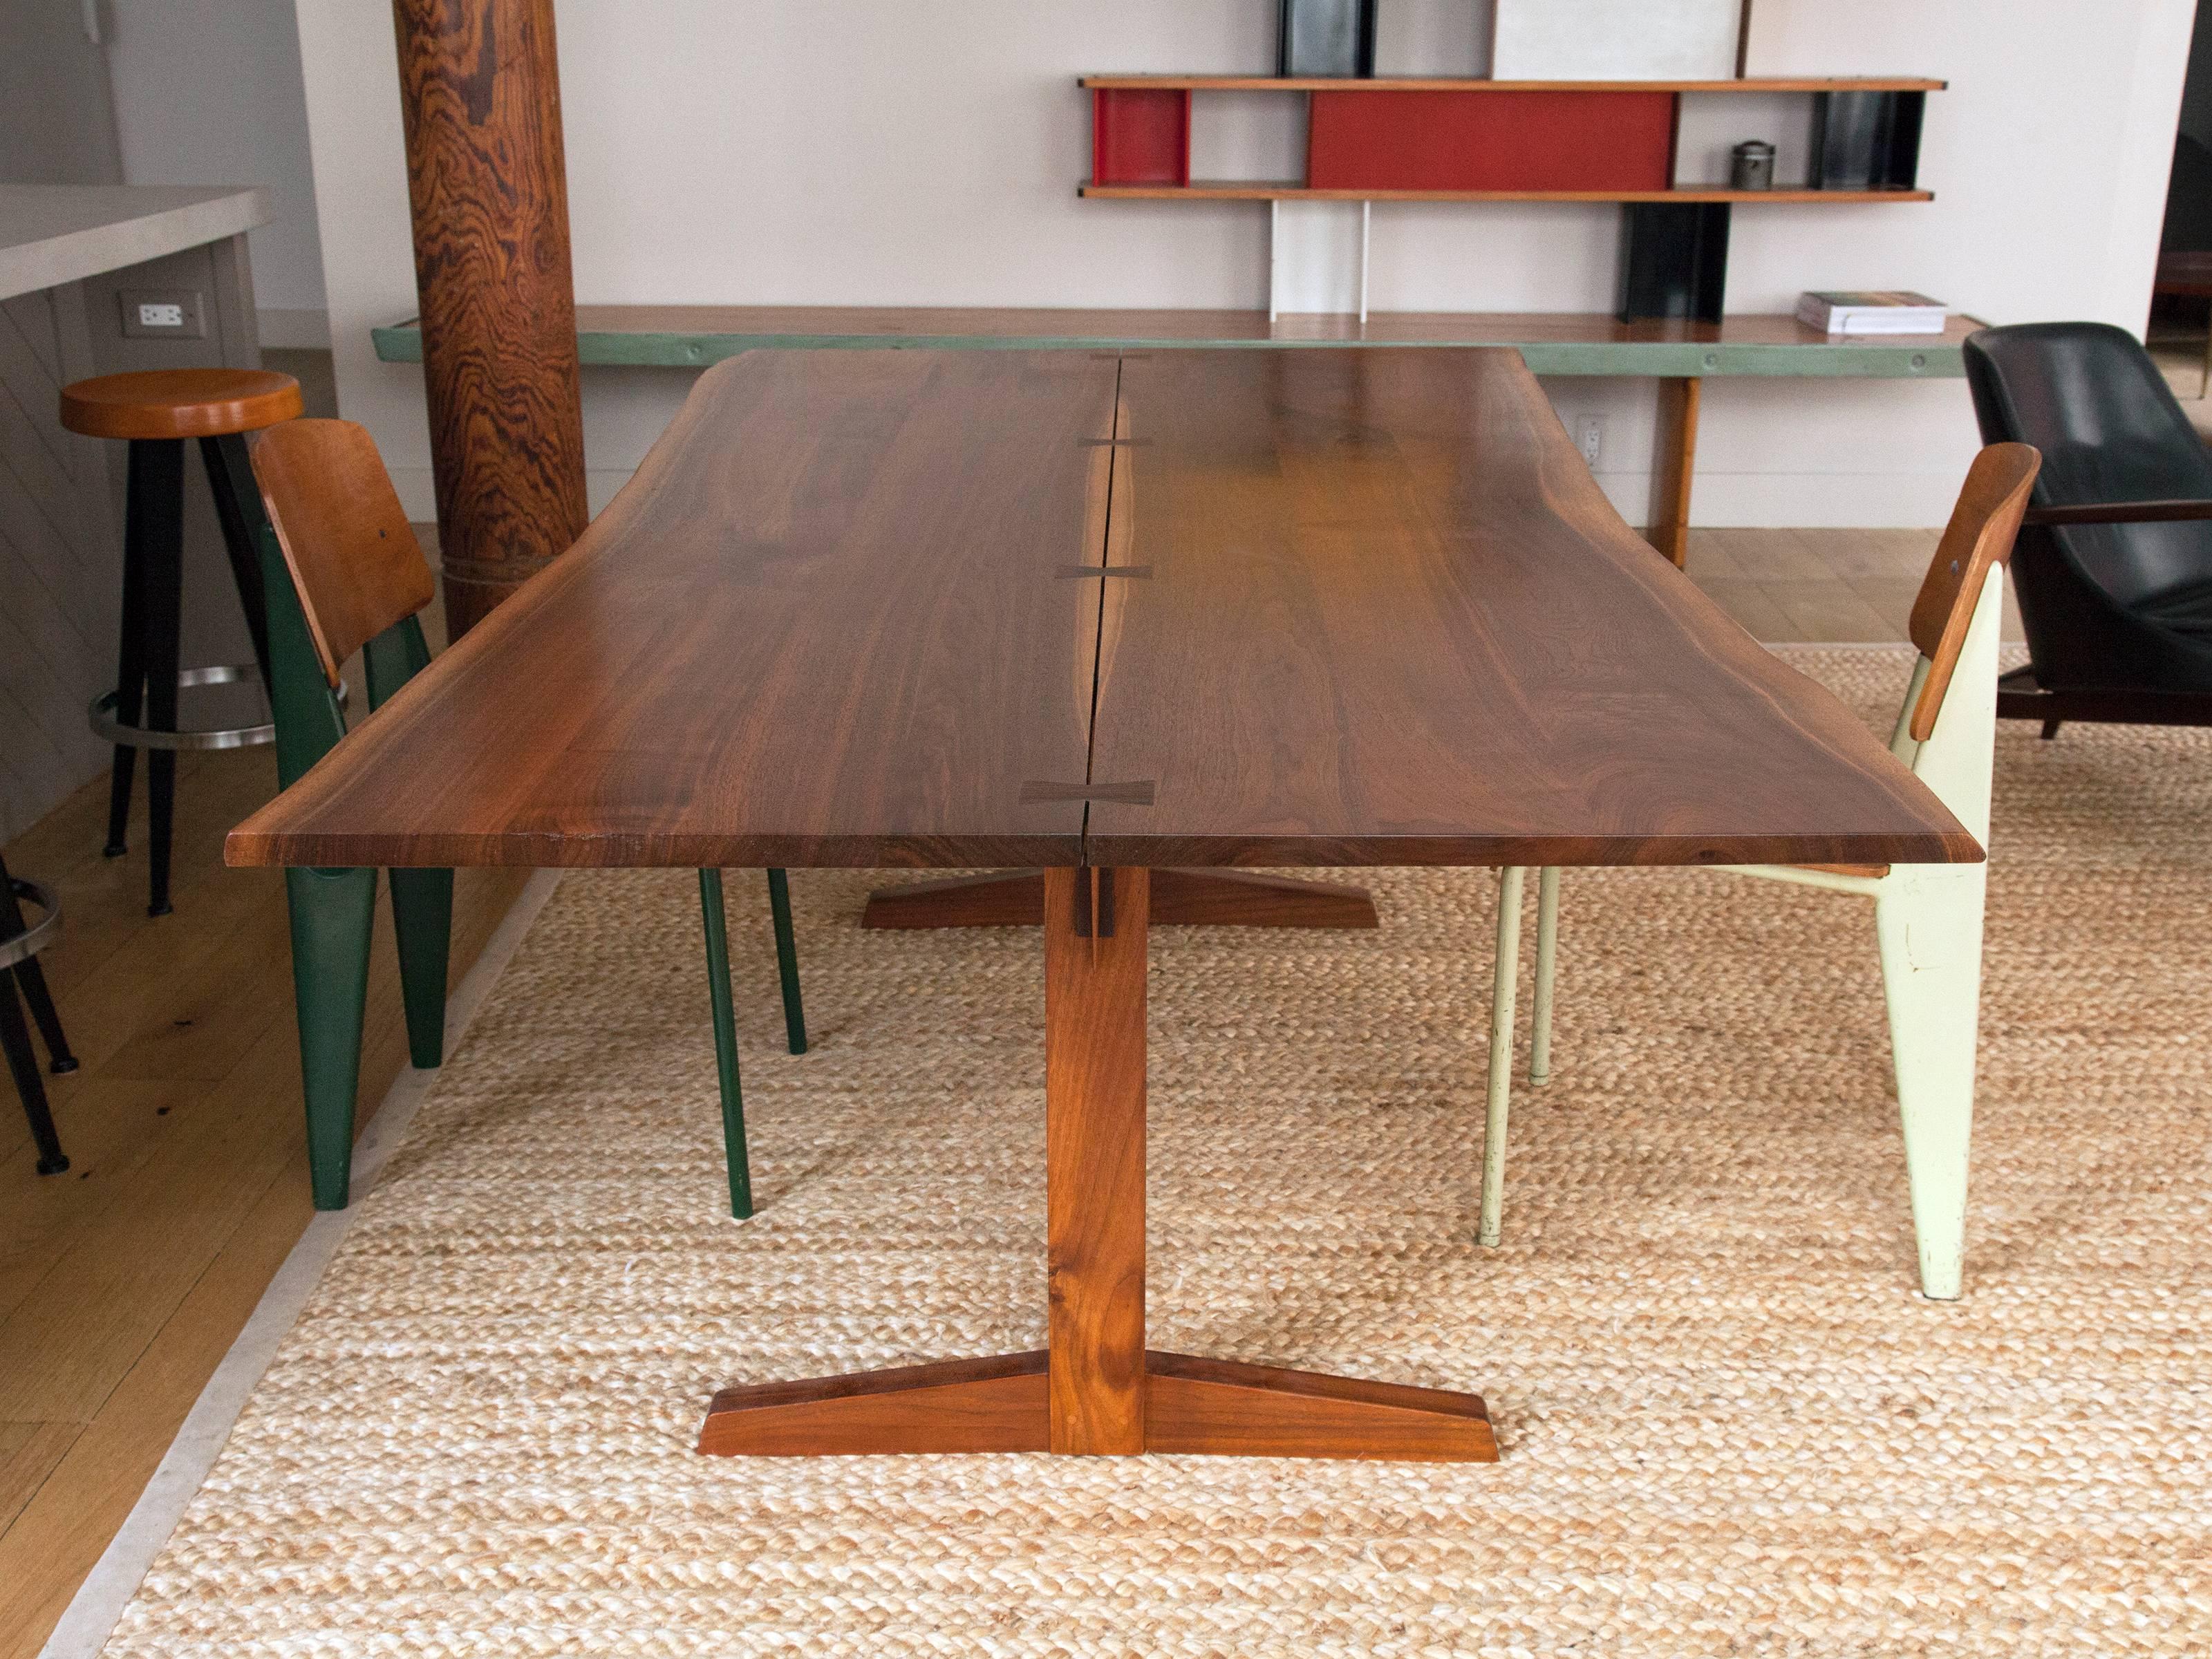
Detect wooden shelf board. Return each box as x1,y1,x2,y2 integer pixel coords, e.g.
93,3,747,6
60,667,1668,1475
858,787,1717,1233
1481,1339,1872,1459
1078,74,1948,94
371,308,1980,379
1080,180,1935,204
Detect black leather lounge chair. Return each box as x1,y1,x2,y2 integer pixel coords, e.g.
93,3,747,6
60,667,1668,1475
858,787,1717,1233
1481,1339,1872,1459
1964,321,2212,735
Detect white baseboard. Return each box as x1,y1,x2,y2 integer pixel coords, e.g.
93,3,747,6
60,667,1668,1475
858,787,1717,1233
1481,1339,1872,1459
256,308,331,350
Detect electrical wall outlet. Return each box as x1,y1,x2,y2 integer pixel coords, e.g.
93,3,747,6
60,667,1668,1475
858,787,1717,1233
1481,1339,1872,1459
1577,415,1605,467
119,288,207,339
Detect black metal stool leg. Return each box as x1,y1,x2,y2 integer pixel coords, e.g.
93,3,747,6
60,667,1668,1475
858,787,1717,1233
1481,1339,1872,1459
0,973,67,1175
10,962,77,1074
203,435,274,689
103,450,158,859
0,868,75,1076
135,439,186,917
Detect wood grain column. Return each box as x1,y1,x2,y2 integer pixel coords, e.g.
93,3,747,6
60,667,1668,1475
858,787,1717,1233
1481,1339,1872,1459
1646,375,1701,569
393,0,588,638
1044,866,1149,1454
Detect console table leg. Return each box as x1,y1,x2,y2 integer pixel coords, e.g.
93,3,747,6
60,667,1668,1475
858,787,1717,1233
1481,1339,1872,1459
1649,374,1701,568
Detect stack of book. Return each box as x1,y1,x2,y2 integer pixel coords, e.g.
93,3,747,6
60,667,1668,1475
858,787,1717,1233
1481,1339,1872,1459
1797,291,1949,335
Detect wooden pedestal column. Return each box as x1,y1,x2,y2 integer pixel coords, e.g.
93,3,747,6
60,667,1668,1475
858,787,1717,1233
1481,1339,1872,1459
392,0,588,638
696,866,1498,1463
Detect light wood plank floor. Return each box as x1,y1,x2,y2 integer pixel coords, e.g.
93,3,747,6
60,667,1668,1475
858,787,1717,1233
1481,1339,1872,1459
0,521,2003,1657
1687,525,2025,648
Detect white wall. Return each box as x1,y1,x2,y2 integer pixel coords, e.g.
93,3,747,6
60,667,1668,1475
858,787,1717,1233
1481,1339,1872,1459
106,0,328,344
294,0,2195,529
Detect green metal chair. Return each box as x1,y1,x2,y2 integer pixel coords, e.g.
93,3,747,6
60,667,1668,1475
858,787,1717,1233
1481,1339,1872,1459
243,419,805,1217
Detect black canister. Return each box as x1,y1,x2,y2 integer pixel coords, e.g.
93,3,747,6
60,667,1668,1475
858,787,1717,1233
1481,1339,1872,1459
1731,140,1777,191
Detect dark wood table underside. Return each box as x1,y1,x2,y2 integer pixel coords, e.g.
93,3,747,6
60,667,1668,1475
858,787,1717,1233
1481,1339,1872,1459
231,348,1976,1461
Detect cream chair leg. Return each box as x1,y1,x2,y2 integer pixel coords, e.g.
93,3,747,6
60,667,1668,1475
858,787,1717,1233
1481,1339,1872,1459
1529,867,1560,1084
1874,861,1987,1301
1479,867,1526,1247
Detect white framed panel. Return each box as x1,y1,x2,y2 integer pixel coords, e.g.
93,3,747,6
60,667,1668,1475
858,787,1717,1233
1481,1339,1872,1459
1492,0,1741,81
1270,198,1369,319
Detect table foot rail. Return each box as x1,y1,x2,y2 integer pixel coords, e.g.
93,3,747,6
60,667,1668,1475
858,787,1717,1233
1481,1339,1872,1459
697,1351,1049,1456
1143,1351,1496,1461
697,1349,1494,1461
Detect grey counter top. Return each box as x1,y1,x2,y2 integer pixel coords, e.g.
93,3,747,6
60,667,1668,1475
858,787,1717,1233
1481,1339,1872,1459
0,183,272,302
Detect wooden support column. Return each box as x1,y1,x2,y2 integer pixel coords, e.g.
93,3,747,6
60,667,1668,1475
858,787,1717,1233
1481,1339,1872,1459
1647,375,1701,568
695,861,1494,1463
1044,866,1150,1454
392,0,588,638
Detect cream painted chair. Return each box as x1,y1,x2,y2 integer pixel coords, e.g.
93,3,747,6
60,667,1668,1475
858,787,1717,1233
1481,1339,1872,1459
1477,444,2041,1300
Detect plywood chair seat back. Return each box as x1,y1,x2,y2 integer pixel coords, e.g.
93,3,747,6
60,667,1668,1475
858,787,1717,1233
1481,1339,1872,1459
250,420,438,688
1905,442,2040,738
1892,443,2039,846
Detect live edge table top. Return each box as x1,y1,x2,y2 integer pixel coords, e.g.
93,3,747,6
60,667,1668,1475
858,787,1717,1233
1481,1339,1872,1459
225,348,1977,875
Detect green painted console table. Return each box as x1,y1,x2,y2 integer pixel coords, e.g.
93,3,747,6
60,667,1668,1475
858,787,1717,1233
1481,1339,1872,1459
371,306,1983,565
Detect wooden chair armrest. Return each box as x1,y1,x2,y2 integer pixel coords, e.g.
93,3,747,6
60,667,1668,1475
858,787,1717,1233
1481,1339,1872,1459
2022,499,2212,527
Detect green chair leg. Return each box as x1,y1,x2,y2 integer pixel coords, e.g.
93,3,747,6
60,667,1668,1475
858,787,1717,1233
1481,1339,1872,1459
285,865,377,1211
699,868,753,1219
1530,867,1560,1085
1479,867,1526,1248
388,866,453,1069
766,868,807,1056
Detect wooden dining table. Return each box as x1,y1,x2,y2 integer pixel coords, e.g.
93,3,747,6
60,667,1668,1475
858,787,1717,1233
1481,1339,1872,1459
228,346,1977,1463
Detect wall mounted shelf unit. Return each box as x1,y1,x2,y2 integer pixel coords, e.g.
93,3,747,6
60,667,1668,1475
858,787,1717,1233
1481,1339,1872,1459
1078,74,1945,323
1080,183,1931,205
1079,76,1948,93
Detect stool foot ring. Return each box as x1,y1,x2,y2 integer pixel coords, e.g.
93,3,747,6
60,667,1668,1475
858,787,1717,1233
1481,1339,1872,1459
88,664,272,752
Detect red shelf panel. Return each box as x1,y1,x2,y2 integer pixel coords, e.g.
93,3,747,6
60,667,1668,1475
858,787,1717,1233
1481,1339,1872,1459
1308,89,1675,194
1092,88,1192,187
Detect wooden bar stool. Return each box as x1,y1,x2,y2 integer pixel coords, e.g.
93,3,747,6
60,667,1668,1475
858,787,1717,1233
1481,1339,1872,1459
1,853,79,1176
61,368,306,916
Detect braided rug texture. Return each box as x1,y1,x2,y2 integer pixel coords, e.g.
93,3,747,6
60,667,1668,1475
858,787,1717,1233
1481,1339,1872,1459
104,650,2212,1656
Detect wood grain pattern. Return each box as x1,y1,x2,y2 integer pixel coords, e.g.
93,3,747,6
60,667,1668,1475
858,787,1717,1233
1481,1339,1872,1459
1143,1351,1497,1461
697,1353,1049,1456
1906,444,2038,742
57,368,299,440
249,420,436,685
1044,866,1148,1454
860,868,1376,929
227,353,1116,870
1081,349,1980,870
1648,375,1701,567
233,346,1971,877
393,0,586,638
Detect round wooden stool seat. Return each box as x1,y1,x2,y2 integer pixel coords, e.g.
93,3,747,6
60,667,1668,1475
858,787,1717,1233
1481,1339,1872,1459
59,368,303,441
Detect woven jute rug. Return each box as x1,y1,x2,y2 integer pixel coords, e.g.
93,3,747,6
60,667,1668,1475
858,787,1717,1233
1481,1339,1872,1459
102,649,2212,1656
